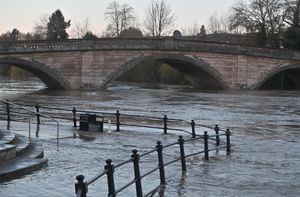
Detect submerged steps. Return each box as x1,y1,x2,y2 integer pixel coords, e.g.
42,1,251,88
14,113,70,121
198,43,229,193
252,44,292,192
0,130,47,181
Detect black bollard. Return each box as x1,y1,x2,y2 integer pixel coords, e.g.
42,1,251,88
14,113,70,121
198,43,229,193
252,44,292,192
203,131,209,161
116,110,120,132
214,124,220,146
131,149,143,197
72,107,77,127
225,129,231,154
35,104,40,125
6,101,10,122
75,175,88,197
156,141,166,185
105,159,116,197
163,115,168,134
191,120,196,138
178,136,186,171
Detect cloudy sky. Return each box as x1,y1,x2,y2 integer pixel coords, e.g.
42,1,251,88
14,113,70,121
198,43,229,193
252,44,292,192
0,0,236,36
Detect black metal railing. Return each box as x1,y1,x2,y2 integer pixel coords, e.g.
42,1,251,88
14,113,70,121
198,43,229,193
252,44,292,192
0,99,60,146
74,128,231,197
0,101,232,196
0,101,225,137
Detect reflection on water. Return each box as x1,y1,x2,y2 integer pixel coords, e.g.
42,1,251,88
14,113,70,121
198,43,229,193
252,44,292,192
0,80,300,196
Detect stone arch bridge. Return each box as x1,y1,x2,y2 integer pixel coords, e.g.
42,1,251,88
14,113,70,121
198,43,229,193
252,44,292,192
1,37,300,90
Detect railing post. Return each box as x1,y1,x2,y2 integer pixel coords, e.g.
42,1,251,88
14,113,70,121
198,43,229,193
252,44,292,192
105,159,116,197
191,120,196,138
72,107,77,127
116,110,120,132
163,115,168,134
203,131,209,161
156,141,166,185
131,149,143,197
225,129,231,154
35,104,40,124
75,175,88,197
214,124,220,146
6,101,10,122
178,136,186,171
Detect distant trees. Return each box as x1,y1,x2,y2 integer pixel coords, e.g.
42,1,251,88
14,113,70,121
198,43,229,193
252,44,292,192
230,0,289,47
119,27,143,38
0,28,21,41
33,14,50,40
105,1,136,37
71,18,91,38
82,31,98,39
282,0,300,49
46,9,71,40
207,12,233,34
144,0,176,36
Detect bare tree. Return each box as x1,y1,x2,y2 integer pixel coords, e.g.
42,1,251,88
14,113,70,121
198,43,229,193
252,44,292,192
284,0,300,27
71,18,91,38
230,0,290,47
33,14,50,39
144,0,176,36
105,1,135,37
207,12,234,33
181,22,200,36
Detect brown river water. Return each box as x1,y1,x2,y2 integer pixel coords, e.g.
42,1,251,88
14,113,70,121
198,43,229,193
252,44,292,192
0,78,299,197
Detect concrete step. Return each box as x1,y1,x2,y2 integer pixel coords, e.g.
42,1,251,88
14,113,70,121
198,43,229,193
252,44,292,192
0,142,48,181
0,130,48,181
0,130,16,144
0,130,17,162
0,144,17,162
13,134,31,156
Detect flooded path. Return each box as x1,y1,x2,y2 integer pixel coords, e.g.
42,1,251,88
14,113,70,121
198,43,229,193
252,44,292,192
0,79,299,196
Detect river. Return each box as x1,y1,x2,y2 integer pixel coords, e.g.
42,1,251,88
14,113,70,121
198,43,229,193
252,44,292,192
0,77,299,197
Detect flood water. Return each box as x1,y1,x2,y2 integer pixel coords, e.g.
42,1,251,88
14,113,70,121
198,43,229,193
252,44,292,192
0,77,299,197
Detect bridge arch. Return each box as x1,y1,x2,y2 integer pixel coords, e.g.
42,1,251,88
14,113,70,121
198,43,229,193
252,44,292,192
104,53,228,90
0,57,70,89
252,64,300,90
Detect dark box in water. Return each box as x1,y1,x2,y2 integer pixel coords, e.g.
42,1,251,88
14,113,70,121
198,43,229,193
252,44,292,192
80,113,103,132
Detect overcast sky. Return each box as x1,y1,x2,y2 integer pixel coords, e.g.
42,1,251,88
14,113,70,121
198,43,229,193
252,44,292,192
0,0,236,36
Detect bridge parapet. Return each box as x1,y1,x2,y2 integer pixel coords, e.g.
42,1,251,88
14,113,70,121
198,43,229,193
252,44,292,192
0,37,296,60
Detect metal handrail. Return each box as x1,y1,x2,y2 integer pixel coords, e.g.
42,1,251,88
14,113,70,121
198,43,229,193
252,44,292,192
76,133,231,197
0,99,60,146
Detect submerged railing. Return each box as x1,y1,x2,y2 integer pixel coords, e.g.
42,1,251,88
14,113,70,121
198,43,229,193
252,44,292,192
0,101,229,145
0,101,232,196
74,129,231,197
0,99,60,146
0,102,225,136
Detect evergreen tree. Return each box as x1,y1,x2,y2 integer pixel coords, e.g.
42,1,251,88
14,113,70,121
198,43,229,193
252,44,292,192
46,9,70,40
82,31,98,39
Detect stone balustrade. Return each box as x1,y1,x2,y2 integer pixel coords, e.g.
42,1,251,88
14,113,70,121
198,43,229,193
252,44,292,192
0,37,296,60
